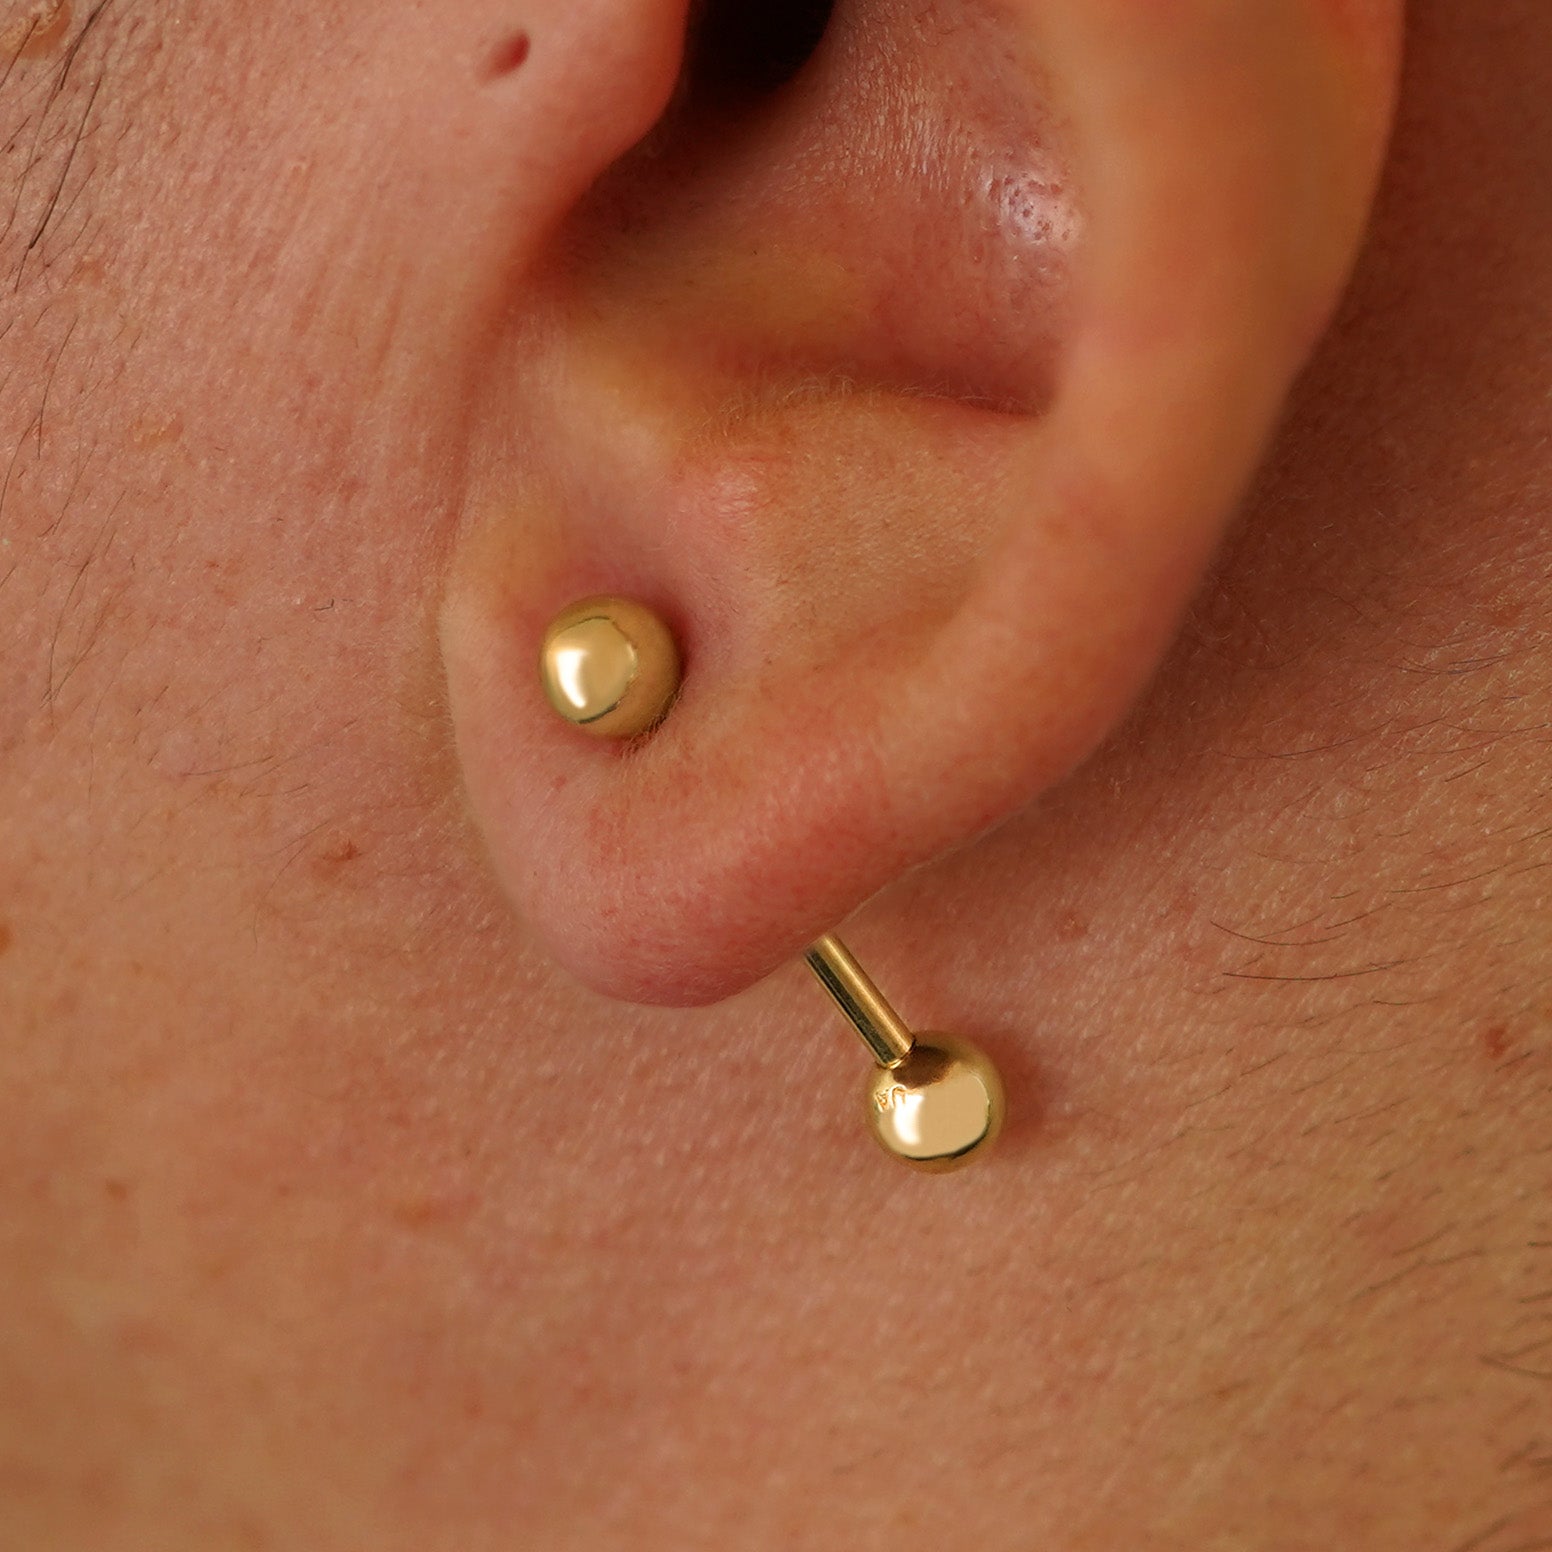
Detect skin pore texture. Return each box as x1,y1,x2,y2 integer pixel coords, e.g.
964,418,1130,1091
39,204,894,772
0,0,1549,1547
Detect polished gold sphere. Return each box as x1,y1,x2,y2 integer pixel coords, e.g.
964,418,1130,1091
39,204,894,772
864,1034,1006,1172
539,596,682,739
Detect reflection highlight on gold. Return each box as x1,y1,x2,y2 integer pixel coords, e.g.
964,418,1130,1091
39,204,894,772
539,596,681,740
805,935,1006,1172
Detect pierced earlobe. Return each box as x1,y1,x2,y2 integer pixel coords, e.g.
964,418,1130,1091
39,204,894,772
539,596,682,739
538,599,1008,1170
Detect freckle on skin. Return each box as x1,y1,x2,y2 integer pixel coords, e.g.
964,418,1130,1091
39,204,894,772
1482,1023,1511,1060
1,0,71,58
313,838,363,876
393,1192,479,1230
128,411,184,452
0,921,11,955
1055,908,1088,943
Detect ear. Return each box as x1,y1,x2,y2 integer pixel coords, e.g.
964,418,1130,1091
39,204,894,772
436,0,1404,1005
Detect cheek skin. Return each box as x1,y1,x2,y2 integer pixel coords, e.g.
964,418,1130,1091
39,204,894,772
19,0,1539,1547
0,0,71,57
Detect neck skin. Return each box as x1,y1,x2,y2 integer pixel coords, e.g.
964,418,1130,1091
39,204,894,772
1,3,1549,1547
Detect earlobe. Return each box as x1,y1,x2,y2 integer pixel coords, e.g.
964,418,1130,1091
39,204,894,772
439,0,1403,1007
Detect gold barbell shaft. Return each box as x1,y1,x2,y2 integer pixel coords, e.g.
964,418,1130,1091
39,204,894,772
804,934,915,1069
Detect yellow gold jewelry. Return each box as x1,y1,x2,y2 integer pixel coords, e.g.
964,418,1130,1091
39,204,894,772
806,934,1006,1172
541,601,1000,1167
540,596,682,739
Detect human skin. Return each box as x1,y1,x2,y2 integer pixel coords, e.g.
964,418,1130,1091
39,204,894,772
0,0,1549,1548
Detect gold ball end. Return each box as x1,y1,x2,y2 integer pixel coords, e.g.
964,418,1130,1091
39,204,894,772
864,1035,1006,1172
540,596,682,740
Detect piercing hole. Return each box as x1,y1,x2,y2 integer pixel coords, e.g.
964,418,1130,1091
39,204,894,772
484,30,531,81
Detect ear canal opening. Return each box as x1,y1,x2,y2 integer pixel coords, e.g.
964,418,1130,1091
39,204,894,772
685,0,838,99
